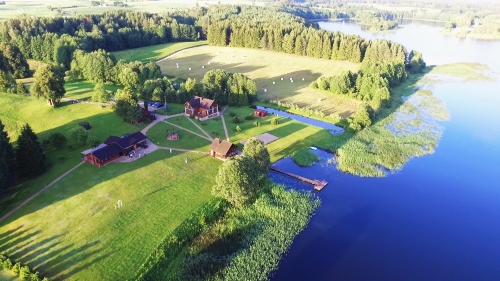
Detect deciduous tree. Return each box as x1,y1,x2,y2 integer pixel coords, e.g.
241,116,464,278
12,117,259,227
242,137,271,176
31,64,66,106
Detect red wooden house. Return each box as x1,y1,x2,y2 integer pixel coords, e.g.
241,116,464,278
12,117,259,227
254,109,268,118
82,131,147,167
209,138,237,159
184,96,220,120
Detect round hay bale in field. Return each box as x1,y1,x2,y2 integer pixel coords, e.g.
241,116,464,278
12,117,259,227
176,63,178,65
264,89,267,92
273,81,275,84
176,65,179,68
189,68,191,70
281,78,283,80
208,62,211,64
302,78,305,81
202,66,205,68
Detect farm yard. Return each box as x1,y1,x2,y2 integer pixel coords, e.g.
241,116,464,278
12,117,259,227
157,45,362,117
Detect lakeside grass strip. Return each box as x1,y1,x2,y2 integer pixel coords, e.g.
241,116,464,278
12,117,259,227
136,183,319,281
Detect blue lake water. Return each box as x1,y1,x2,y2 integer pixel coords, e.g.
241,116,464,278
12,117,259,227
255,105,345,135
271,22,500,281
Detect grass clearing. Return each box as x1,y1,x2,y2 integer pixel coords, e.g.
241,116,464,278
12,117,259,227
0,92,146,218
147,121,212,151
65,80,123,101
157,45,361,117
112,41,208,63
0,150,221,280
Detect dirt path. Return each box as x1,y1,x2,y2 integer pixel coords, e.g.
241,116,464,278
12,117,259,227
220,106,230,141
186,117,214,141
0,162,85,223
157,147,210,155
164,121,212,141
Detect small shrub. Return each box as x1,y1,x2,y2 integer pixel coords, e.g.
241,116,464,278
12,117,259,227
3,258,13,269
19,265,31,280
252,121,260,127
67,144,74,151
229,112,236,117
58,156,66,163
244,114,255,120
48,132,67,148
232,117,241,124
200,122,207,126
235,125,242,132
12,262,21,275
292,149,320,167
41,139,51,149
271,118,279,125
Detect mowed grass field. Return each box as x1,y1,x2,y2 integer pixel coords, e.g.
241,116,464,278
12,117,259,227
0,91,146,219
157,45,362,117
0,150,221,280
112,41,207,63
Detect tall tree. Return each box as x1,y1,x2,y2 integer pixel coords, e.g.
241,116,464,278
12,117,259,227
15,124,47,179
114,88,142,123
91,83,110,103
31,64,66,106
212,155,261,208
242,137,271,176
0,120,16,193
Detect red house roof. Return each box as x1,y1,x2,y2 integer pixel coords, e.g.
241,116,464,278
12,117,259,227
186,96,216,109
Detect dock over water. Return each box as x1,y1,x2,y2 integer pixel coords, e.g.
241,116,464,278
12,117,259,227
271,167,328,191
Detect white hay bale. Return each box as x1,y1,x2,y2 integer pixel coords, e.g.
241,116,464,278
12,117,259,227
189,68,191,70
281,78,283,80
264,89,267,92
176,63,178,65
202,66,205,68
302,78,305,81
273,81,275,84
176,65,179,68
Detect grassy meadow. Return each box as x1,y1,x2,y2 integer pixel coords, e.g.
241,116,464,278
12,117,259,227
0,91,146,219
156,45,361,117
147,121,212,151
0,150,221,280
112,41,207,63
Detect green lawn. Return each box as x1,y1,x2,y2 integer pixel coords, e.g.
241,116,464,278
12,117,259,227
0,150,221,280
165,116,207,137
198,116,226,140
147,121,212,151
112,41,208,63
0,93,146,219
65,80,123,101
222,107,335,162
156,45,361,117
154,103,186,116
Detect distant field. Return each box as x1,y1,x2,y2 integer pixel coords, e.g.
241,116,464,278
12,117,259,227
112,41,207,63
157,46,361,117
0,0,265,20
0,150,221,280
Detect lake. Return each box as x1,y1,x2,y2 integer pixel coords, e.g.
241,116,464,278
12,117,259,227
271,22,500,281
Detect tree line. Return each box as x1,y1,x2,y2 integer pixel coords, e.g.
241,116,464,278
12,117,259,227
0,11,200,68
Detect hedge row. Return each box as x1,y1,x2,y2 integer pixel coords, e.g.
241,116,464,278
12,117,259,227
135,198,229,281
0,254,49,281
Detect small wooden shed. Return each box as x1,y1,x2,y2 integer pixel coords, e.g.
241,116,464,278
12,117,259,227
209,138,237,159
254,109,268,118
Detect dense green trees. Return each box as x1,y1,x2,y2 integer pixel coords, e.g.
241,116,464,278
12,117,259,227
0,70,14,92
138,77,176,108
408,50,426,74
201,69,256,106
15,124,47,180
91,83,111,103
348,104,373,132
0,120,16,194
114,88,142,123
0,42,29,78
69,49,116,83
0,11,200,65
242,138,271,176
31,64,66,106
70,126,89,146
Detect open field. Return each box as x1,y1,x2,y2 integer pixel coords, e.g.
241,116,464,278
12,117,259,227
0,0,265,20
112,41,207,63
0,150,221,280
157,45,361,117
0,92,146,219
65,81,123,101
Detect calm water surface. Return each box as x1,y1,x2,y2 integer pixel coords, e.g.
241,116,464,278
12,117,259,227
271,22,500,281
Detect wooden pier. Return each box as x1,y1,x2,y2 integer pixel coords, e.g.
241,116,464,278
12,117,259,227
271,167,328,191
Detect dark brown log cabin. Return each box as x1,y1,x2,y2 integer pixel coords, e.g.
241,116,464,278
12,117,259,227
209,138,237,159
82,132,147,167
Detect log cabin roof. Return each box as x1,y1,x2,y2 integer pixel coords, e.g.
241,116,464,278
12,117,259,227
115,132,147,149
91,144,123,161
186,96,216,109
209,138,236,155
